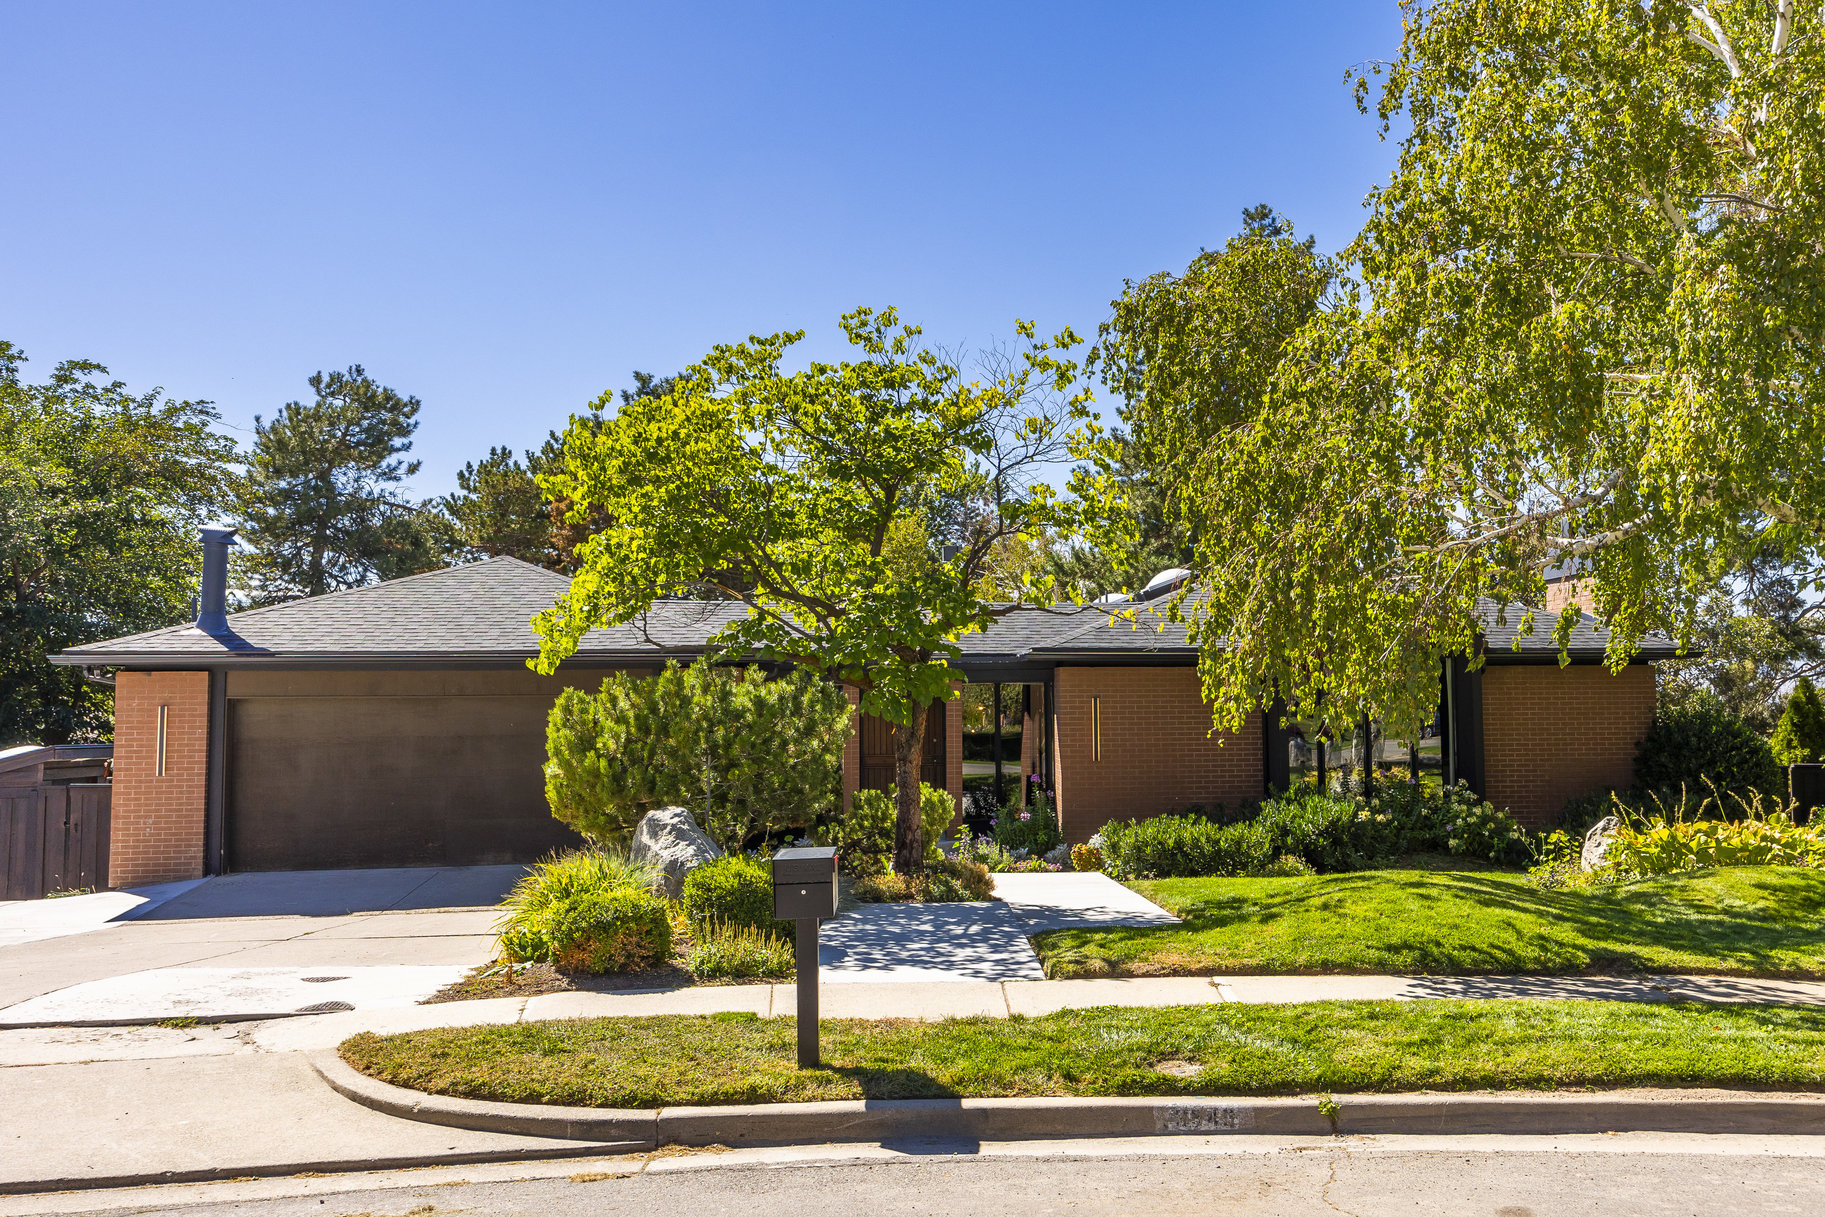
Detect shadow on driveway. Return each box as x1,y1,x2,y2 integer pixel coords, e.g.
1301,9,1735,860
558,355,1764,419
136,865,529,919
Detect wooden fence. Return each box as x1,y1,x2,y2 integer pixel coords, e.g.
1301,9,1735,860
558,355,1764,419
0,784,111,900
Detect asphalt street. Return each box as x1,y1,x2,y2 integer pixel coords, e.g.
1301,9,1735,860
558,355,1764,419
4,1137,1823,1217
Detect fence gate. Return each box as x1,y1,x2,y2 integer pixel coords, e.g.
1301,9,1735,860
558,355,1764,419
0,784,111,900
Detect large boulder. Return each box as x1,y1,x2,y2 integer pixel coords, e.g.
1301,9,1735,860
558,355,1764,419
1581,815,1621,870
631,806,723,898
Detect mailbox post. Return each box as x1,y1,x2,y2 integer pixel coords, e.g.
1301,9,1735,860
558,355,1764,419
771,846,838,1068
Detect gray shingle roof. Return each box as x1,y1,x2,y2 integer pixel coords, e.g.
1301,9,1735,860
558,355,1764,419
52,555,1680,667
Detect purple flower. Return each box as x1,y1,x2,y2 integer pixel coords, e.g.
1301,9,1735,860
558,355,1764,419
1017,811,1031,821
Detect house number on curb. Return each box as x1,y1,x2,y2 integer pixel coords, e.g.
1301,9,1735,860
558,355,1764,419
1155,1103,1252,1133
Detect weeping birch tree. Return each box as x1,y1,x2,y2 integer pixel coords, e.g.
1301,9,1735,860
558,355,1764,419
1141,0,1824,736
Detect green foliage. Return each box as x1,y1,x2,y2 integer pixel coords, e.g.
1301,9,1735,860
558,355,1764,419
439,445,559,568
1102,3,1825,739
680,855,790,935
685,920,795,981
1097,784,1525,880
532,306,1092,872
0,343,238,744
544,661,850,850
1069,205,1332,599
1635,693,1784,797
851,856,994,904
496,850,671,975
237,365,450,602
828,784,954,876
994,784,1062,855
1603,811,1825,881
1772,677,1825,765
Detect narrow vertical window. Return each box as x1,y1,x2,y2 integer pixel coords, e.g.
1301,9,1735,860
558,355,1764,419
156,704,169,777
1090,696,1102,762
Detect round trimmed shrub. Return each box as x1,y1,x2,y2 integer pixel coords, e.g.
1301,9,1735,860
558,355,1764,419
681,854,790,935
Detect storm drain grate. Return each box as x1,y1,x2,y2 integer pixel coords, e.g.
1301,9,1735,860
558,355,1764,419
294,1000,356,1014
300,975,348,983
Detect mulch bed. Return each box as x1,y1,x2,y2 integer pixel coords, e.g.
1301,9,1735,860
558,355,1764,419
425,960,700,1004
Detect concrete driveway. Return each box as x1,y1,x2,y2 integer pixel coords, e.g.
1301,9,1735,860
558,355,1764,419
0,866,522,1025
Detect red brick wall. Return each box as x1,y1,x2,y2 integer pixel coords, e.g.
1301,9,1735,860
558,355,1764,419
1052,666,1263,844
1480,664,1656,828
110,671,210,887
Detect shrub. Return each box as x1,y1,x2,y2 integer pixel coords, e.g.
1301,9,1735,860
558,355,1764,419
1097,783,1526,879
1772,677,1825,766
544,661,851,849
852,856,994,903
496,849,672,974
995,781,1063,855
1099,814,1273,880
680,854,790,935
1602,808,1825,880
828,784,953,875
685,920,796,980
500,886,672,974
1070,842,1104,872
1634,692,1784,798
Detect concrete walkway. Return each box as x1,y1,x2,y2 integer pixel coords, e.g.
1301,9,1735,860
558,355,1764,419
816,872,1179,983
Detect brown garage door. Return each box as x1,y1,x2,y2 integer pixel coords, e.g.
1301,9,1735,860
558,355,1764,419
227,695,581,871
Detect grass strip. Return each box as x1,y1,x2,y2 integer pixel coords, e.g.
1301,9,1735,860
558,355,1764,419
340,1000,1825,1109
1035,867,1825,979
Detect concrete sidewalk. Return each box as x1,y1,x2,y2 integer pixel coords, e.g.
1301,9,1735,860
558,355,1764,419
234,971,1825,1053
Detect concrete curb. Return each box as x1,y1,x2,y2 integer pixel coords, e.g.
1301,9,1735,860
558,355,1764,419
308,1051,1825,1145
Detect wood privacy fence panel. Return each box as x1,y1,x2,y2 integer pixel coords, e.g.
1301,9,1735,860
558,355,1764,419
0,784,111,900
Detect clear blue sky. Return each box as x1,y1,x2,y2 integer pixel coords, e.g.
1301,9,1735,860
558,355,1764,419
3,2,1402,498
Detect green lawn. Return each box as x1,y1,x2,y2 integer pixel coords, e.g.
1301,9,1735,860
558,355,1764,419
1035,867,1825,979
340,1000,1825,1108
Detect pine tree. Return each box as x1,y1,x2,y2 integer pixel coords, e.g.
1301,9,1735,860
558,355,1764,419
1771,676,1825,766
237,366,450,601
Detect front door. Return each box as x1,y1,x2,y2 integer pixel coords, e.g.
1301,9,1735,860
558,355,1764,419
858,702,946,794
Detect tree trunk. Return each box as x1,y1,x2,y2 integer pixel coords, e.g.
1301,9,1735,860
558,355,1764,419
892,709,927,874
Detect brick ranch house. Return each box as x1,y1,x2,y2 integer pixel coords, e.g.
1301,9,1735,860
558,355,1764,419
53,540,1676,888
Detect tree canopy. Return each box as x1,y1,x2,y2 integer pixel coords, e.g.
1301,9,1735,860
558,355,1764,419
1068,205,1333,598
533,307,1090,870
237,366,450,600
1130,0,1823,736
0,342,236,744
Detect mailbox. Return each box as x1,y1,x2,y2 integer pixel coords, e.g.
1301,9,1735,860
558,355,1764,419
772,846,838,921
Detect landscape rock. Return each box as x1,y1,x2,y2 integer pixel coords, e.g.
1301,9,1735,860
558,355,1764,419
1581,815,1621,870
631,806,723,898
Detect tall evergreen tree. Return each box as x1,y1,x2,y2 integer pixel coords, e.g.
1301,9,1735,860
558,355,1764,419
440,446,557,567
237,366,448,601
1772,676,1825,766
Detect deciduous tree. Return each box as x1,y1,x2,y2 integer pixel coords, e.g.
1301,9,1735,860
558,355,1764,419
0,343,236,743
1160,0,1824,736
533,308,1091,871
